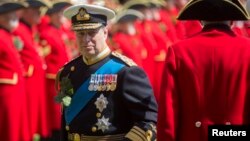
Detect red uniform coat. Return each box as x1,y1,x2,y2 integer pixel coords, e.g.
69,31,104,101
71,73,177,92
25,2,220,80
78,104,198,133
0,28,29,141
175,20,202,40
140,20,169,102
157,25,250,141
159,9,178,43
134,21,156,75
39,23,70,130
61,22,79,59
171,7,202,40
13,21,50,138
112,32,144,67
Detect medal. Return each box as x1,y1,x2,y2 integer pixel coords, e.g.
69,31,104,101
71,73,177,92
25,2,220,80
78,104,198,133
97,74,102,91
106,74,112,91
93,74,99,91
88,84,94,91
88,74,95,91
110,74,117,91
110,83,116,91
96,116,111,132
94,94,108,112
101,84,107,91
106,84,111,91
73,133,80,141
97,84,102,91
93,84,98,91
102,74,108,91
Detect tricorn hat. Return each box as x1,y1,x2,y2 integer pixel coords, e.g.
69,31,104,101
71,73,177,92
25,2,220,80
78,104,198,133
177,0,249,21
148,0,167,8
115,9,144,23
25,0,49,8
63,4,115,31
46,0,71,15
0,0,28,14
122,0,150,10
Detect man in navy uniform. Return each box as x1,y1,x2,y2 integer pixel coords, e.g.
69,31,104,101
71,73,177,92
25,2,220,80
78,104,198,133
55,3,158,141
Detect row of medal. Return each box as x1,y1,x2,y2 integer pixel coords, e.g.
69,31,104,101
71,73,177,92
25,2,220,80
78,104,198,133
88,74,118,91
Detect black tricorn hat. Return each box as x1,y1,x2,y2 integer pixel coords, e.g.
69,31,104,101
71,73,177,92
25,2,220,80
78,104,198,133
123,0,150,10
0,0,28,14
25,0,48,8
115,9,144,23
177,0,249,21
46,0,71,15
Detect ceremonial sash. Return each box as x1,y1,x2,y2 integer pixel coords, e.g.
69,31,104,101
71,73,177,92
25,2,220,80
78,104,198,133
65,58,125,125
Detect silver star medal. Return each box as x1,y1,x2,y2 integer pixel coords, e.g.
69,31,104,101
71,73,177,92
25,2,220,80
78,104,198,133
96,116,111,132
94,94,108,112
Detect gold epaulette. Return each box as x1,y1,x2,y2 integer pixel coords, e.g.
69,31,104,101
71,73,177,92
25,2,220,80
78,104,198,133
111,52,137,67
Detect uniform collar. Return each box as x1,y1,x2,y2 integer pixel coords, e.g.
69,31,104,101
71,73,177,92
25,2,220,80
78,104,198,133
83,47,111,65
202,23,232,32
20,19,32,29
0,25,11,32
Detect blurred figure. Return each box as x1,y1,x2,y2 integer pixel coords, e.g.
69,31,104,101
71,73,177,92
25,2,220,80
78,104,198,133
231,0,249,36
149,0,178,43
167,0,202,39
60,16,79,59
0,1,30,141
111,9,145,67
157,0,250,141
232,20,248,36
123,0,170,102
243,0,250,37
38,0,72,140
13,0,51,140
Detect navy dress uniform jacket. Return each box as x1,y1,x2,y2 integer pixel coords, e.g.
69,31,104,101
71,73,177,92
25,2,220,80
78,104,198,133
57,52,158,141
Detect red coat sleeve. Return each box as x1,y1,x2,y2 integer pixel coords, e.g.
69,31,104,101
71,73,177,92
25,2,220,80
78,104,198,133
157,47,178,141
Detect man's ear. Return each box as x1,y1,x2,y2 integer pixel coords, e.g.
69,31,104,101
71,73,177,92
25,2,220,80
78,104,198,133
103,26,108,40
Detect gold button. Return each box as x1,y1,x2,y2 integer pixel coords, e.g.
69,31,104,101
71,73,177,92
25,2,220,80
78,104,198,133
71,66,75,71
96,112,101,118
42,64,47,70
146,130,153,140
73,133,80,141
195,121,201,128
92,126,97,132
68,133,73,140
225,122,231,125
65,125,70,131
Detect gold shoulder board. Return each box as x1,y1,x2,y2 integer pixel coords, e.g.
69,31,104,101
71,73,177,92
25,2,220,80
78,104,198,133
111,52,137,67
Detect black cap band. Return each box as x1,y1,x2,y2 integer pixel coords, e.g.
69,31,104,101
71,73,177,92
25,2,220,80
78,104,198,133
26,0,47,8
0,3,24,14
47,2,71,15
